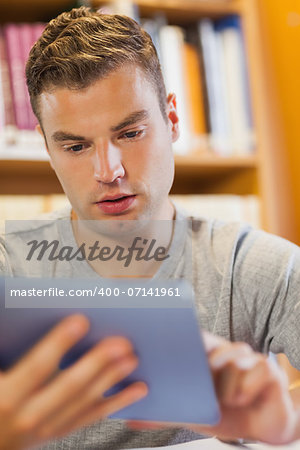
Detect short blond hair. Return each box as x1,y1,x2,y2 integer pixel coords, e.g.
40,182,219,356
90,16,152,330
26,6,167,123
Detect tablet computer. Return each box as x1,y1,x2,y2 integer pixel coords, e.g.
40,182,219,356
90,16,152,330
0,276,220,425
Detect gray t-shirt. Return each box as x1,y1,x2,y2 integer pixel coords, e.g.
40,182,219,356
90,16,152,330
1,204,300,449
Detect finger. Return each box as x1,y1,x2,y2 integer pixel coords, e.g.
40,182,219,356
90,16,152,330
209,343,254,403
0,314,90,405
16,336,135,426
234,357,285,406
41,382,148,440
39,353,139,431
214,361,245,404
202,331,228,354
209,342,253,371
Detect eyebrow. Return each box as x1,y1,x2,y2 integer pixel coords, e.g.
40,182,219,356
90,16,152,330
51,131,86,142
110,109,149,132
51,110,150,143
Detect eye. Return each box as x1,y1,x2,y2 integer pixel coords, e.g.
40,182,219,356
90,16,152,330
121,130,144,140
64,143,85,153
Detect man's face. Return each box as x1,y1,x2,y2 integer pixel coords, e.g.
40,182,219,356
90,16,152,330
38,65,179,224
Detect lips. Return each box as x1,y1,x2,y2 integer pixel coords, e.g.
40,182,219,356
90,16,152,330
95,194,136,214
99,194,133,202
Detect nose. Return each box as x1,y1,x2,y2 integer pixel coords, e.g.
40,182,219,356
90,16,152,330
92,140,125,184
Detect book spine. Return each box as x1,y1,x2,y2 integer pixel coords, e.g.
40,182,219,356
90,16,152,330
159,25,191,154
32,22,46,42
141,18,162,64
171,194,260,228
198,19,232,156
0,27,16,127
182,42,208,151
215,30,233,151
0,31,5,131
19,23,37,130
216,16,255,155
4,24,29,130
97,0,140,21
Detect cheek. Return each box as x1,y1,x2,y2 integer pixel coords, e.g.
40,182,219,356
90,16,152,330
128,131,172,174
144,138,174,180
50,153,91,191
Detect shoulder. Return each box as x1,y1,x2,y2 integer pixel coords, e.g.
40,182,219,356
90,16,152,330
180,205,299,277
0,206,72,276
174,202,253,248
2,205,71,234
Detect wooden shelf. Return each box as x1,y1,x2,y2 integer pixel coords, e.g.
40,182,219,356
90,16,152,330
174,154,257,173
0,0,242,23
0,160,63,195
93,0,242,22
0,155,258,196
172,154,258,195
0,0,71,5
0,0,74,22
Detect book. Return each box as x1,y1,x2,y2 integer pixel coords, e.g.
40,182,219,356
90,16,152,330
182,42,208,152
0,28,15,127
171,194,260,229
0,195,46,224
31,22,46,42
0,194,70,226
0,32,4,131
19,23,38,130
96,0,140,21
4,24,29,130
159,25,191,154
0,129,47,160
215,16,255,155
140,15,167,64
1,23,45,133
198,19,232,156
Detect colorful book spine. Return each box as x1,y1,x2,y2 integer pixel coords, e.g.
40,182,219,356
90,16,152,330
182,42,208,151
1,23,46,132
0,27,15,127
32,22,46,42
4,24,29,130
0,32,4,131
19,23,37,130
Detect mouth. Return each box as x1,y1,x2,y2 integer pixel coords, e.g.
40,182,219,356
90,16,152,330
95,194,137,214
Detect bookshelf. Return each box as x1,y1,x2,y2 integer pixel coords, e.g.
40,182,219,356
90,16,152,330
0,0,243,22
0,0,298,244
0,155,258,196
117,0,243,21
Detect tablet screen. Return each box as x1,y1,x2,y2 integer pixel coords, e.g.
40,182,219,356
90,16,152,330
0,277,220,425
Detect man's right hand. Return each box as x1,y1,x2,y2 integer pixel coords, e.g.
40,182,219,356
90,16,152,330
0,314,148,450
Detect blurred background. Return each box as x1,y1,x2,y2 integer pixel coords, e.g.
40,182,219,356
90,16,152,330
0,0,299,379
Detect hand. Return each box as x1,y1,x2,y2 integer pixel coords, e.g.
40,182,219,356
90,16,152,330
0,314,147,450
128,332,299,445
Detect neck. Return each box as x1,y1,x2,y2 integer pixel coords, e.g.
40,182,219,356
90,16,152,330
71,201,175,278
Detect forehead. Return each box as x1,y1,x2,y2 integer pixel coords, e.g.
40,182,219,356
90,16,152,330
38,65,159,133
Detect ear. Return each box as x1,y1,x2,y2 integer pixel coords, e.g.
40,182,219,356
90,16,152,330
166,93,180,143
36,124,54,170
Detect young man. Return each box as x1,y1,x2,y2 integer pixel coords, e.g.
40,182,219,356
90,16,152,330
0,6,300,449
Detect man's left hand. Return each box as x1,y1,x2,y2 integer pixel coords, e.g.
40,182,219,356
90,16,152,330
128,332,300,445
